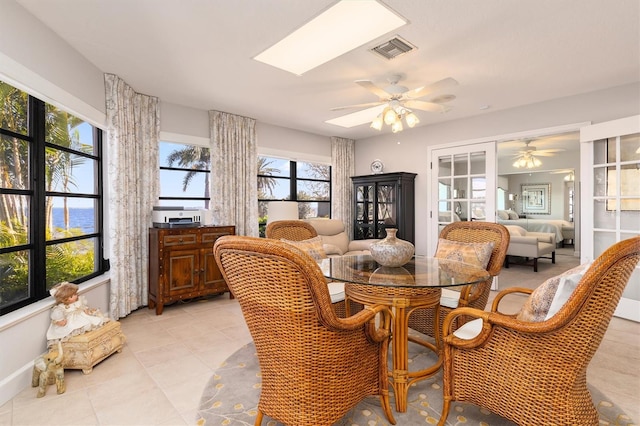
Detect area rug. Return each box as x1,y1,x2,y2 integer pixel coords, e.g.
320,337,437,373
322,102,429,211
196,341,634,426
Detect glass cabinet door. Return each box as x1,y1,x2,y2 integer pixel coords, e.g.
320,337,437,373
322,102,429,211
354,183,375,239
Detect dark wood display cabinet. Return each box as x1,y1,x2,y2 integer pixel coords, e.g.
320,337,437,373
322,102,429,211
351,172,416,244
148,225,235,315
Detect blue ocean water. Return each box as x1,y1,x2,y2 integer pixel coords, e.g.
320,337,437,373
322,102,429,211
52,207,95,234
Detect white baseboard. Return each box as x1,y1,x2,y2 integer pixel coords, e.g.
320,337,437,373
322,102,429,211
0,362,34,407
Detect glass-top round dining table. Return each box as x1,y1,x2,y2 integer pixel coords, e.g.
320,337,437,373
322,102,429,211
319,255,490,413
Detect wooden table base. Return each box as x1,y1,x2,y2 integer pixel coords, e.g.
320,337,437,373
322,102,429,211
345,283,442,413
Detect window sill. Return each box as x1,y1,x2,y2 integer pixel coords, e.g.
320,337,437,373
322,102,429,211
0,272,111,332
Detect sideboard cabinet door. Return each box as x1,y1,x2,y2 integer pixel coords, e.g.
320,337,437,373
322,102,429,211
148,225,235,315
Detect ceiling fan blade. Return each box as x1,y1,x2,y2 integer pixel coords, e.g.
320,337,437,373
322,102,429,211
404,100,450,113
330,101,385,111
536,148,566,154
355,80,391,99
403,77,458,100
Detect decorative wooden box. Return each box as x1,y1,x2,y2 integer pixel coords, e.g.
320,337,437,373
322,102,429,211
61,320,126,374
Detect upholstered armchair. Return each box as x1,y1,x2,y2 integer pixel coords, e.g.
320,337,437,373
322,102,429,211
438,236,640,426
408,221,510,339
214,236,395,426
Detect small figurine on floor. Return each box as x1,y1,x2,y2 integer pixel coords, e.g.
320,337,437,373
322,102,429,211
32,341,65,397
46,282,108,346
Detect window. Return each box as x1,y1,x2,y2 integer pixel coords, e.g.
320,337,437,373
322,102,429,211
258,156,331,235
0,80,105,315
158,141,210,208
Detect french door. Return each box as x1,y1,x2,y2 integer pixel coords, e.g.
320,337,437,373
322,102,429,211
428,142,497,255
580,116,640,321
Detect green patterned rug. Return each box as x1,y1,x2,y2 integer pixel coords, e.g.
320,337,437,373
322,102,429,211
196,342,634,426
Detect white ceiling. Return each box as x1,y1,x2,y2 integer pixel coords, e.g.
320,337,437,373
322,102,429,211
15,0,640,140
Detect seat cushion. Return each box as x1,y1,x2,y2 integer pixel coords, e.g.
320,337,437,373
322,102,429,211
281,236,327,260
327,281,345,303
516,262,591,322
453,317,483,340
435,238,494,269
440,288,462,309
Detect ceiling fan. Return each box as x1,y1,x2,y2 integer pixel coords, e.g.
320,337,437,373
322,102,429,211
330,74,458,132
511,140,565,168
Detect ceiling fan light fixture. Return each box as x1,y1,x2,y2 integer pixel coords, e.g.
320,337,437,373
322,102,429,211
405,111,419,128
370,115,383,131
391,120,403,133
513,155,541,169
383,107,397,125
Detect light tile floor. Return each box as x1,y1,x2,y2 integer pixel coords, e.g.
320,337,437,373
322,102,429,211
1,290,638,425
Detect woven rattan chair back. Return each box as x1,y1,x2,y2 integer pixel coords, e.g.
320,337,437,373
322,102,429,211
214,235,395,426
439,236,640,426
265,220,317,241
408,221,510,337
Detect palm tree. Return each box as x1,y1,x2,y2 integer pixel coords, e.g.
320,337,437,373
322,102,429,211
166,146,211,208
257,156,279,198
0,82,29,231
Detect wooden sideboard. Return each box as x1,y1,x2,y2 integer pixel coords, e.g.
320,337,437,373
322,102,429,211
148,225,235,315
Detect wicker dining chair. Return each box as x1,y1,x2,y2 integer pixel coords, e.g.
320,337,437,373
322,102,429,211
265,220,317,241
265,219,360,317
214,236,396,426
438,236,640,426
408,221,510,339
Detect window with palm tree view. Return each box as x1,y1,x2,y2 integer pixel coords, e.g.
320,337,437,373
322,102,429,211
158,148,331,237
158,142,211,208
258,156,331,236
0,80,105,315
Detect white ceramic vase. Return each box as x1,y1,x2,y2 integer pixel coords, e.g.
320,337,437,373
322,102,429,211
369,228,414,267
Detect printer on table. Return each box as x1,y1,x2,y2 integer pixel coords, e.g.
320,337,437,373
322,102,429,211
152,206,203,228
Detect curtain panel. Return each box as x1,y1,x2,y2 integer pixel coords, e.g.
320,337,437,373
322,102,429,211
331,137,355,239
209,110,258,236
104,73,159,319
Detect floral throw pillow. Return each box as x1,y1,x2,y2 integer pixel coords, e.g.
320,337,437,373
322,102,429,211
516,262,591,322
435,238,494,269
281,236,327,260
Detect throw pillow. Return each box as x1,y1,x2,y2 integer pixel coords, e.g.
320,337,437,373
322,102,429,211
435,238,495,269
281,236,327,260
322,243,344,256
516,263,591,322
507,210,519,220
545,262,591,320
497,210,510,220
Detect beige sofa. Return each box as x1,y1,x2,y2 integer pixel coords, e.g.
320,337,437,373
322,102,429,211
304,219,379,257
504,225,556,272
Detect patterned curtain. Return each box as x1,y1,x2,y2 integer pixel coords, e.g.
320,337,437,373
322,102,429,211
331,137,355,239
104,74,159,319
209,110,258,236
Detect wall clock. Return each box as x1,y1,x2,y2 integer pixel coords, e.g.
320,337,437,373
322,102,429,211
370,159,384,174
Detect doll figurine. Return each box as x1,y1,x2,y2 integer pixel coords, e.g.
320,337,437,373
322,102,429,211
46,282,108,345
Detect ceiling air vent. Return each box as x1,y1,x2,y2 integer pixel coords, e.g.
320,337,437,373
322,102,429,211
370,36,416,60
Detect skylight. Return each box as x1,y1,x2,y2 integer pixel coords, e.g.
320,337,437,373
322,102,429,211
325,104,386,128
253,1,407,76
